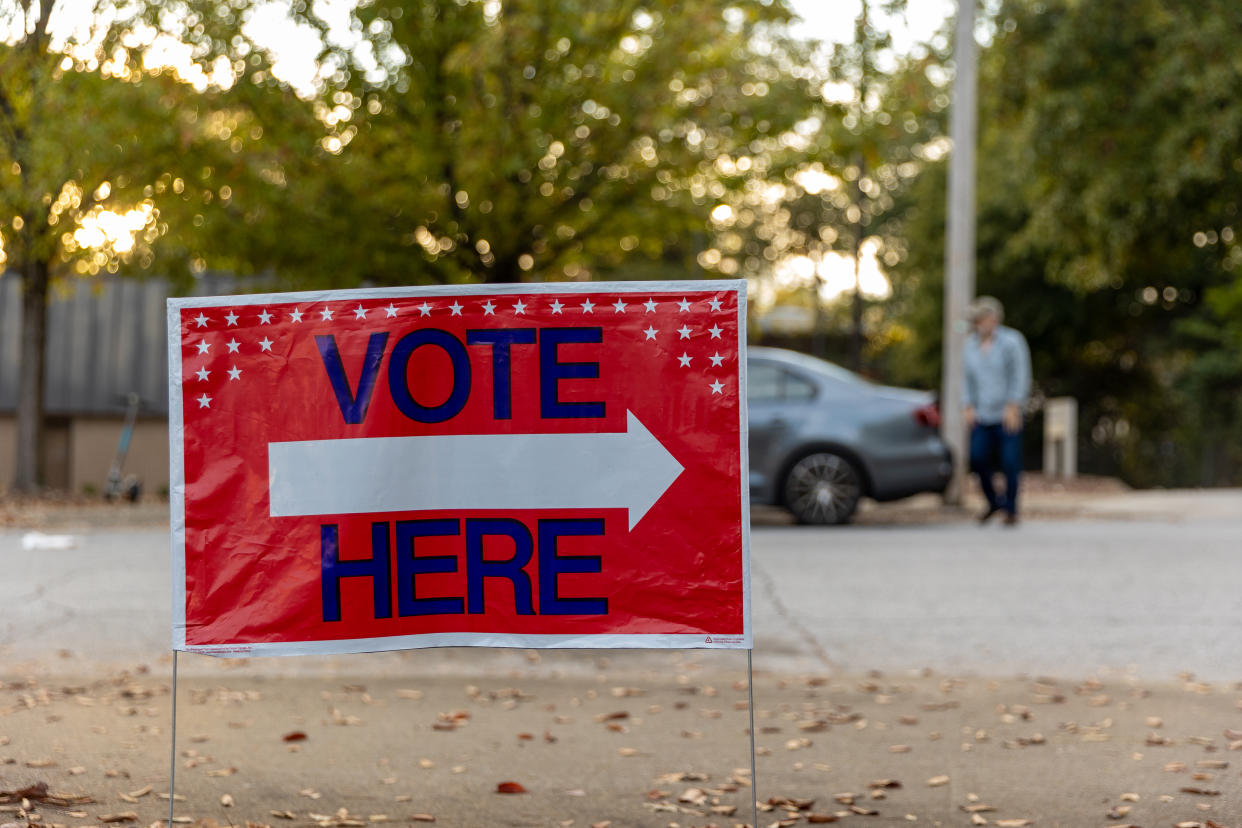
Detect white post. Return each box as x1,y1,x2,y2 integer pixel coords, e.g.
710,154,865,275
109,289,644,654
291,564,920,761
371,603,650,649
940,0,978,504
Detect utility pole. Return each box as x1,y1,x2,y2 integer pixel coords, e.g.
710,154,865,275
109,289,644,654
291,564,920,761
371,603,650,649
940,0,977,504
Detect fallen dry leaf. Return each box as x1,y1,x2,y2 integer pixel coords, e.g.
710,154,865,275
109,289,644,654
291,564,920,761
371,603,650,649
0,782,94,807
269,811,296,820
926,775,950,787
409,815,434,823
98,812,139,823
282,731,308,742
806,814,839,824
220,794,234,807
994,820,1034,827
496,782,527,794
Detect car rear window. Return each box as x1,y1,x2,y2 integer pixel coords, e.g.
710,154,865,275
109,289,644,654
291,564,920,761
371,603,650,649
748,361,817,402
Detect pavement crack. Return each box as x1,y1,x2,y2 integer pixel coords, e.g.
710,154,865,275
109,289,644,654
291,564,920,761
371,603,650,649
753,558,839,672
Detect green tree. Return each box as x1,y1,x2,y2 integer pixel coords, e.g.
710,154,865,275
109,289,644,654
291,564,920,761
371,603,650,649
0,0,319,490
706,9,948,372
272,0,806,287
889,0,1242,485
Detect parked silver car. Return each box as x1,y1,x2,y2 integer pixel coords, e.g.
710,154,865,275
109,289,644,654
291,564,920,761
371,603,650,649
747,347,952,524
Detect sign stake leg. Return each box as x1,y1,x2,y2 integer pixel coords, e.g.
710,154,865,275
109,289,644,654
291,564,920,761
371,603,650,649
168,650,179,827
747,648,759,828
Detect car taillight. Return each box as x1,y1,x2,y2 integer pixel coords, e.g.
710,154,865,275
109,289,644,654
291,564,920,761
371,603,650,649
914,402,940,428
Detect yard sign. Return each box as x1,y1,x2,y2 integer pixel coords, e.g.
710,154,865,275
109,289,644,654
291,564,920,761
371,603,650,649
168,280,750,656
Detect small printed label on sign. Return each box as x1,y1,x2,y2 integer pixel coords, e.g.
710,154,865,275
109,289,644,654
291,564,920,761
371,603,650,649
169,281,751,656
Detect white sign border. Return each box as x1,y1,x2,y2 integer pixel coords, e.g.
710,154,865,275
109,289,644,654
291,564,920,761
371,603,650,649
168,279,750,656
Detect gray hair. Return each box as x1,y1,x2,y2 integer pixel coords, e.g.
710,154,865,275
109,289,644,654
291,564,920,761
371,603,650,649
968,295,1004,323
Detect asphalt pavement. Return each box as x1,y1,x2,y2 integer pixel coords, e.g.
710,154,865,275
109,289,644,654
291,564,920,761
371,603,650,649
3,488,1242,827
5,488,1242,681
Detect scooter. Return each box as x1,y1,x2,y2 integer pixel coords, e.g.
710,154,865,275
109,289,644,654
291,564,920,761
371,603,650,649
105,392,143,502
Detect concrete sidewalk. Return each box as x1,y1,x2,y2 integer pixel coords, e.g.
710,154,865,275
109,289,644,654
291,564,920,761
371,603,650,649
2,658,1241,828
847,479,1242,527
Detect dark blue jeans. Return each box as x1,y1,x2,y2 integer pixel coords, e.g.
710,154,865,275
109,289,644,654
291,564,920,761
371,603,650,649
970,424,1022,516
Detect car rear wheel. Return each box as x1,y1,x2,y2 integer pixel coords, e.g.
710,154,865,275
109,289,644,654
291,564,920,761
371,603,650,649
783,451,863,525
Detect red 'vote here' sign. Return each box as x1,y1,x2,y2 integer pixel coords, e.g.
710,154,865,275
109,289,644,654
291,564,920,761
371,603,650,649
168,281,750,656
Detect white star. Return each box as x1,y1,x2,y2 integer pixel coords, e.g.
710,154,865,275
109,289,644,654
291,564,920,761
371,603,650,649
550,299,564,314
384,304,399,318
224,311,239,326
678,325,692,339
195,367,210,381
227,365,242,381
320,308,334,321
708,298,724,312
708,324,723,339
197,393,212,408
581,299,595,313
677,353,692,367
196,341,210,355
418,302,433,316
226,339,240,354
643,326,658,341
449,301,463,316
289,308,304,323
709,352,725,367
512,300,527,315
194,313,209,328
709,379,725,395
258,309,273,324
259,337,273,352
354,305,368,319
677,298,692,312
482,300,496,315
612,299,627,313
643,299,657,313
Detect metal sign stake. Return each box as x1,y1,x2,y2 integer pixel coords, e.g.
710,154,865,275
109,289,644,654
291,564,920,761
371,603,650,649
747,648,760,828
167,650,179,827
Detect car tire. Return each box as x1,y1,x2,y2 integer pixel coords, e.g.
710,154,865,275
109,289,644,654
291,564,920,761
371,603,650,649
782,451,863,525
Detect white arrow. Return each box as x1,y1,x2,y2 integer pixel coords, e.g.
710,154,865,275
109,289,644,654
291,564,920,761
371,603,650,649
267,411,684,530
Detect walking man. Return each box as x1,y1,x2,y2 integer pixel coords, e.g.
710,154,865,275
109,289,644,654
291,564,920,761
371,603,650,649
963,296,1031,526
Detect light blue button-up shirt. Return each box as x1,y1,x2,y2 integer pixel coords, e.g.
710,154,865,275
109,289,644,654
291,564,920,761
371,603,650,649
964,325,1031,425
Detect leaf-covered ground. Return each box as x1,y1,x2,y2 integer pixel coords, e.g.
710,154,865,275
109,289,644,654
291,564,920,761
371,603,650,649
2,662,1239,827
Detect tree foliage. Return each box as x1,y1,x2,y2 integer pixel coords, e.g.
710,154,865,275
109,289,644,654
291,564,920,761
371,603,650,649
269,0,807,286
0,0,318,489
888,0,1242,485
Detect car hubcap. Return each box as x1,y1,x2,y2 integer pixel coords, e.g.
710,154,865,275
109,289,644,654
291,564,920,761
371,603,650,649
787,454,860,524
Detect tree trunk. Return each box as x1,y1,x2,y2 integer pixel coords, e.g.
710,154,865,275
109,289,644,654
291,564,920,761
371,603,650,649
483,257,523,284
13,257,49,493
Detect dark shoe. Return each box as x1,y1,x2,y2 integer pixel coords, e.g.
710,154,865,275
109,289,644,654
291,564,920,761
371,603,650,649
978,506,1002,524
1003,513,1019,527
